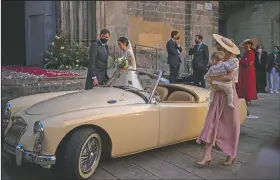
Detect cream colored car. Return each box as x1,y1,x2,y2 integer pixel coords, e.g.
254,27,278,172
2,70,247,180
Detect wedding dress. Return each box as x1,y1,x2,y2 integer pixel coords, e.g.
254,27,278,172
115,40,144,90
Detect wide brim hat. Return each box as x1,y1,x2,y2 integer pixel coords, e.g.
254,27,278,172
213,34,241,55
238,38,259,48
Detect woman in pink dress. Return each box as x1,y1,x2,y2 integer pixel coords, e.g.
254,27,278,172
196,34,241,166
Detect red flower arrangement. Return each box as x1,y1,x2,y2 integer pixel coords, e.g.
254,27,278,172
1,66,81,78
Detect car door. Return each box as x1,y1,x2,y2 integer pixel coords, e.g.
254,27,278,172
94,103,160,158
158,102,208,146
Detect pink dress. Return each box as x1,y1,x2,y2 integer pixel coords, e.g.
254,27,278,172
196,58,240,157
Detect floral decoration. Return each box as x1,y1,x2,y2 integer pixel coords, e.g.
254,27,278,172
43,35,89,70
115,56,128,69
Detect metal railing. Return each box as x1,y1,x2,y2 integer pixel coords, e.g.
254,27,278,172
108,43,193,75
133,44,192,75
63,39,193,75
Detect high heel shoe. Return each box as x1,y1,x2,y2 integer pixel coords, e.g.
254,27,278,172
223,157,235,166
197,160,211,167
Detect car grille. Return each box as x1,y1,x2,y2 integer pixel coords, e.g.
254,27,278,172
4,116,27,146
3,142,16,155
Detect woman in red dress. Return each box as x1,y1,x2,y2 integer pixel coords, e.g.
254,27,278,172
238,39,258,104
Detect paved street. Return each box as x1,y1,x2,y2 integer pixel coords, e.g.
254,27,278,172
2,93,280,180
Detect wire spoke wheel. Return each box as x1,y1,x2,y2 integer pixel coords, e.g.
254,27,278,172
78,133,101,179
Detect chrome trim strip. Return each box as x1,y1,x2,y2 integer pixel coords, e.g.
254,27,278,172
3,143,56,166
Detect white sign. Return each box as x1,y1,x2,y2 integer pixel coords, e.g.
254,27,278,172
205,2,212,11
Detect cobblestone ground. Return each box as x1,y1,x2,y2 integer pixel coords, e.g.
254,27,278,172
1,93,279,180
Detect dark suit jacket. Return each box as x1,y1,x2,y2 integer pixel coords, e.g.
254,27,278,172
189,43,209,70
254,51,267,71
85,40,109,89
267,53,280,73
166,39,182,67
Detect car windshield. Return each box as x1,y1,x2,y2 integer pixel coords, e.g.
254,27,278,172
105,69,163,103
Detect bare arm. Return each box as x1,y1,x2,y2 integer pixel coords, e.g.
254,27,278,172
210,70,235,82
127,50,136,68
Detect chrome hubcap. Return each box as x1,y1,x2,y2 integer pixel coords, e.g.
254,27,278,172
79,137,99,174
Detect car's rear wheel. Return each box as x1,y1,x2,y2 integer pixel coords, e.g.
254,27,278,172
63,128,102,180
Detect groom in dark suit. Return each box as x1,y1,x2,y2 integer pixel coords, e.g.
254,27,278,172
189,34,209,88
166,31,182,83
85,29,110,90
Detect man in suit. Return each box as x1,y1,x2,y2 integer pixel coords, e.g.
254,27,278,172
85,29,110,90
166,31,182,83
189,34,209,88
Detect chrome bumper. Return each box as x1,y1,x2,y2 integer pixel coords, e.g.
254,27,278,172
3,143,56,167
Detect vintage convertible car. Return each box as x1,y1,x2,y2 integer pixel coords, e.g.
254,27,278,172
2,69,247,180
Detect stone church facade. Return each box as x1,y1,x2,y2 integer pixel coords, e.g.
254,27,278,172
58,1,219,71
2,1,219,68
96,1,219,53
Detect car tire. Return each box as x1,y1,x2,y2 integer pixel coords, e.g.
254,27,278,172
63,128,102,180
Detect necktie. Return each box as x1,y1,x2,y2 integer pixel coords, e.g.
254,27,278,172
103,44,107,54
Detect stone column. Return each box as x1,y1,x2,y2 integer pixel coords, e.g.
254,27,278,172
69,1,75,40
96,1,106,36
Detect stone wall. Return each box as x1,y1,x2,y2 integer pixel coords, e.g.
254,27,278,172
98,1,219,70
223,1,280,53
189,1,219,57
102,1,219,51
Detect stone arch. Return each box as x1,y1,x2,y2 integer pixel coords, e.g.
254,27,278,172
271,12,280,48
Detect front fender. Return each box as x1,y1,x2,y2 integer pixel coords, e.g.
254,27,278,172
40,104,159,156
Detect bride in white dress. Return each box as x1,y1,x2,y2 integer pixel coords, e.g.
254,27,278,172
115,37,144,90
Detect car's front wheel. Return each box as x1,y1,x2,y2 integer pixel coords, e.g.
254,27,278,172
63,128,102,180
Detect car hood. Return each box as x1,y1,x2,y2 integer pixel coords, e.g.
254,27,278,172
24,87,146,116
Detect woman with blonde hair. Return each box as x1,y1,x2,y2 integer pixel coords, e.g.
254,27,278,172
196,34,241,166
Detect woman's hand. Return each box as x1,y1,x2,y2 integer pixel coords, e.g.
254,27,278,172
210,70,235,82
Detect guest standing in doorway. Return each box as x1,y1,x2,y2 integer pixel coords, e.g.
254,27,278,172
189,35,209,88
254,44,268,93
267,46,280,94
166,31,182,83
237,39,258,105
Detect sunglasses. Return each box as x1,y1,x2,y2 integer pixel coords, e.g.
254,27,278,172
118,42,122,46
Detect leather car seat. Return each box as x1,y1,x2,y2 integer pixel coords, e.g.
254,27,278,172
156,86,169,101
166,91,195,102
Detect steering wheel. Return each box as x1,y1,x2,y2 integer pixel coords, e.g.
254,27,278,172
144,87,161,103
